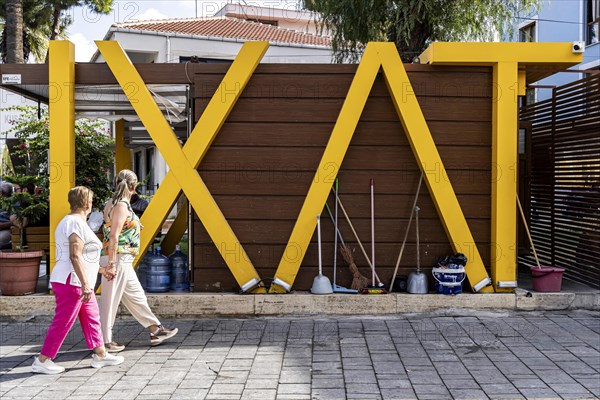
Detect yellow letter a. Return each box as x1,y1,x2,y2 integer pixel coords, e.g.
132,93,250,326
270,42,494,293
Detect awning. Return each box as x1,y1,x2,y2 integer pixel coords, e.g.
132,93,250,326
2,82,190,147
9,83,188,123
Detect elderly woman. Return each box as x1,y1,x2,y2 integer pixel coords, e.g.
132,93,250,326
100,169,177,352
32,187,124,374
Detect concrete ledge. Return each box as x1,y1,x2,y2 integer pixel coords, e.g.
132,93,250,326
1,290,598,321
515,289,600,311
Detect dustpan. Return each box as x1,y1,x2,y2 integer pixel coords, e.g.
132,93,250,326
407,206,428,294
311,214,333,294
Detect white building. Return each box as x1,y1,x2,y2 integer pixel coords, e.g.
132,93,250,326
212,3,323,35
512,0,600,102
92,6,331,64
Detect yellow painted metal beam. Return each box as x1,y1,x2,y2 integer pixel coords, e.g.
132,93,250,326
114,119,131,173
270,42,493,293
419,42,582,292
161,199,188,256
420,42,583,65
48,41,75,271
492,62,519,292
96,41,268,292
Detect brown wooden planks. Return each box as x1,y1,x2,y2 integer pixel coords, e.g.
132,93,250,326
195,96,492,122
191,65,494,291
200,121,492,147
195,71,492,99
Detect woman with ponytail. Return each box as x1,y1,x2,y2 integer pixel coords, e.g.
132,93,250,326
99,169,177,352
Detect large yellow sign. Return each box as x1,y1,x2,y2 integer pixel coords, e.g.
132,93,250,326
49,40,581,294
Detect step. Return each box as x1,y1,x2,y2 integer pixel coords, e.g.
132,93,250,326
1,290,598,321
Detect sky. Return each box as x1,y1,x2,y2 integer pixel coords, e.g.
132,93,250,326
68,0,302,62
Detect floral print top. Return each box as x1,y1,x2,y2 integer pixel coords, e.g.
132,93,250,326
101,200,141,256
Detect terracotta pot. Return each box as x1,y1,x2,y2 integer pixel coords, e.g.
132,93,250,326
0,249,44,295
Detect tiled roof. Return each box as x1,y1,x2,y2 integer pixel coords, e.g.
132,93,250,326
113,17,331,47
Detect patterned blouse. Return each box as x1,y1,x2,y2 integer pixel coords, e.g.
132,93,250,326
101,200,141,256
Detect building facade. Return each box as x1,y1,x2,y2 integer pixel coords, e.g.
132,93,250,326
514,0,599,101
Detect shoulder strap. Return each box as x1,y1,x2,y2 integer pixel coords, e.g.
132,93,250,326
107,200,133,222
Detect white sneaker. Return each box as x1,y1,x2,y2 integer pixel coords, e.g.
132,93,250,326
90,352,124,369
31,356,65,374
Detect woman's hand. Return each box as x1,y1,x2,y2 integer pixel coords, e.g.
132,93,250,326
103,264,117,281
81,284,93,302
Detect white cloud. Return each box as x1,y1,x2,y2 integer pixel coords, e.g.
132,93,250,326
129,8,169,21
70,33,97,62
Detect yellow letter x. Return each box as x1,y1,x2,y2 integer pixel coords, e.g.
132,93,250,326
96,41,268,292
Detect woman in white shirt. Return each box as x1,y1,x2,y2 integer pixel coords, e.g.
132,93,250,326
32,187,124,374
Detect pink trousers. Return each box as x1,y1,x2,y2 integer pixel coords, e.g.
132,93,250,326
40,277,104,359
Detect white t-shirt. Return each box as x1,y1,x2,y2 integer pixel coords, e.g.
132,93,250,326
50,214,103,288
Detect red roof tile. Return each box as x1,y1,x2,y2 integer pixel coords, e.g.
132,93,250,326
113,17,331,47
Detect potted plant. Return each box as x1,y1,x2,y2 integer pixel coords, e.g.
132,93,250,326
0,174,48,295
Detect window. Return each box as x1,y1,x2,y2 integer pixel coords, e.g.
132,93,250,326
519,23,536,42
525,88,536,106
587,0,600,45
246,19,277,26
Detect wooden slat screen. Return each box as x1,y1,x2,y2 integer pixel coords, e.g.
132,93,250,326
192,64,494,292
520,74,600,288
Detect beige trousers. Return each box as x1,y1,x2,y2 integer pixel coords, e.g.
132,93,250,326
99,254,160,344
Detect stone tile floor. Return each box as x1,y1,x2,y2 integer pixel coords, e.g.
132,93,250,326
1,310,598,399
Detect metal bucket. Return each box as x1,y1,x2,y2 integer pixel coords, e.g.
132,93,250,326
407,271,428,294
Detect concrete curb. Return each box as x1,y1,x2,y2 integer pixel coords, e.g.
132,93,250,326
1,290,598,320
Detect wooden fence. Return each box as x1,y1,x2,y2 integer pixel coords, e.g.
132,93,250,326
192,64,494,292
519,74,600,288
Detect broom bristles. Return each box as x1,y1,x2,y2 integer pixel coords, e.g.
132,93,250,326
340,244,369,290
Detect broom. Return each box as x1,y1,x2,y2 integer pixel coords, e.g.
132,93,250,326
340,244,369,290
325,202,368,291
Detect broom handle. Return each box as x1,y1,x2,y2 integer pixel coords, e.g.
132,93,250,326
333,188,383,284
516,194,541,268
325,203,346,246
416,206,420,273
317,214,323,275
390,173,423,292
371,178,375,287
333,179,339,285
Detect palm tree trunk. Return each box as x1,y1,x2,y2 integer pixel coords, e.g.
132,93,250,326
5,0,25,63
44,6,61,62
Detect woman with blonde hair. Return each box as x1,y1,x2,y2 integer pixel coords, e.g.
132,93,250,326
100,169,177,352
32,187,124,374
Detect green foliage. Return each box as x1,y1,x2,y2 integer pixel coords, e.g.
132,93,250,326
0,0,112,62
0,175,48,224
0,174,48,249
4,105,114,209
304,0,541,63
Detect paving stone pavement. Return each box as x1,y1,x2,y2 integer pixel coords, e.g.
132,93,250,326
1,310,598,400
